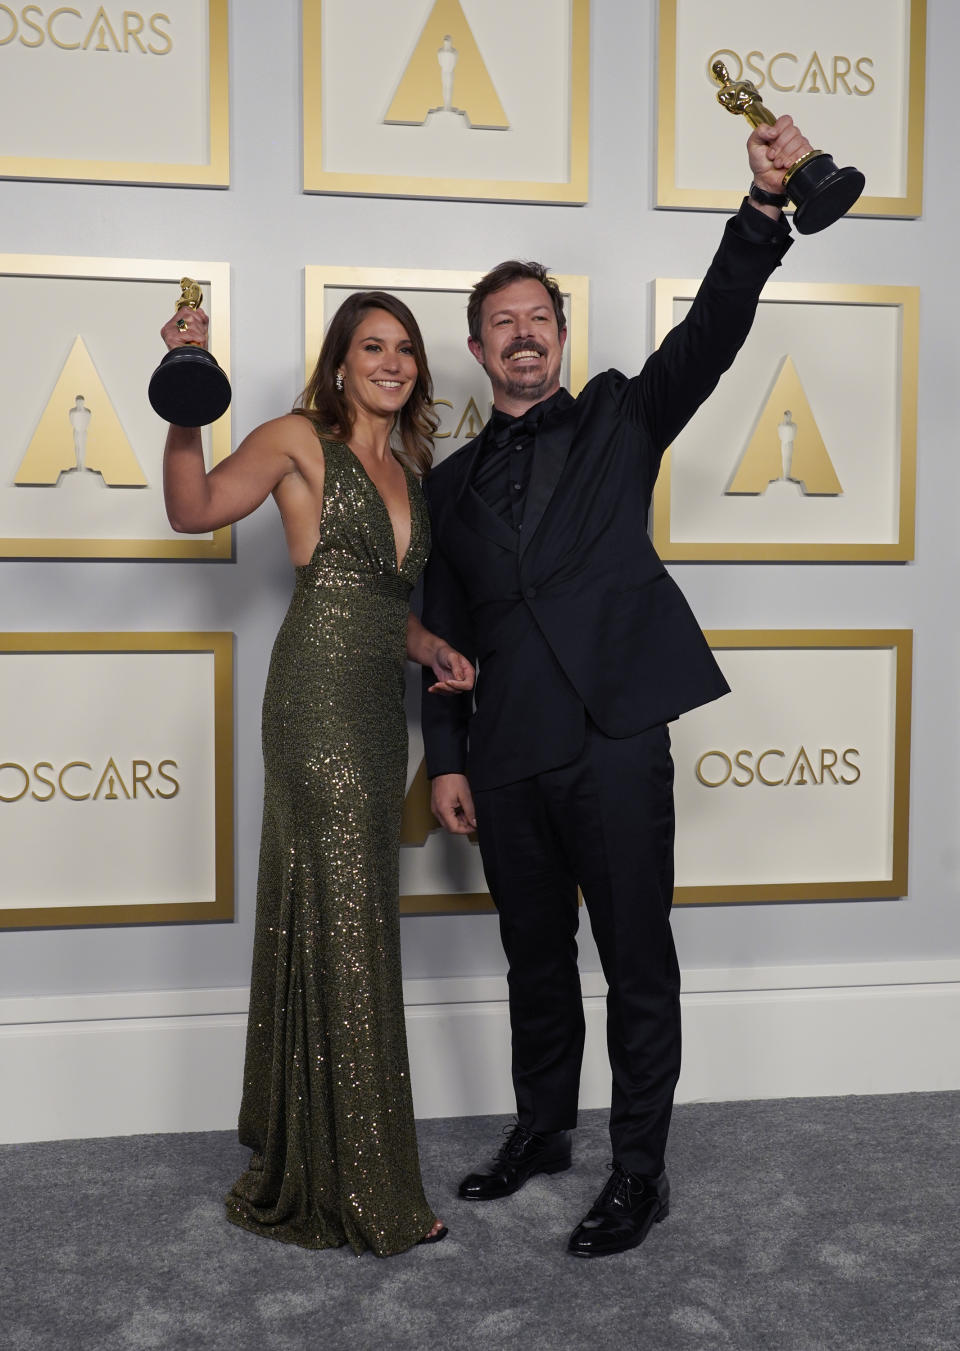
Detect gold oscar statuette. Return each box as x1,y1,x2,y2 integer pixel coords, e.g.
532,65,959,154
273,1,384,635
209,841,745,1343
148,278,231,427
711,60,865,234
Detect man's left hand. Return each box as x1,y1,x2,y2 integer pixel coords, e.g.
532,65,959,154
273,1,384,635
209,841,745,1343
747,115,813,195
427,645,475,696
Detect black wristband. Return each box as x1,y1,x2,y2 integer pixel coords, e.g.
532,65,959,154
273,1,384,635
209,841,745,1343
749,181,789,208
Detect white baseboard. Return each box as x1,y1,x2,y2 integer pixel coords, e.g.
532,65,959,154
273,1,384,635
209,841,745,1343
1,961,958,1144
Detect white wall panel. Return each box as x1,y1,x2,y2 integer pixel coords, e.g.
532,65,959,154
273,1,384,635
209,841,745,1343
3,962,958,1142
0,2,958,1135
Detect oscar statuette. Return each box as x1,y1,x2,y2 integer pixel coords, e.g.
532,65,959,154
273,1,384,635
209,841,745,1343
148,278,231,426
711,60,865,234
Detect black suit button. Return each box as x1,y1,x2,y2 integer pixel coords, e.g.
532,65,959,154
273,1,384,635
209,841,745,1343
525,586,536,599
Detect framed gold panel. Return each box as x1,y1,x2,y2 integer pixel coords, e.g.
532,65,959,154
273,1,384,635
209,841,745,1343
657,0,926,219
302,0,590,203
396,630,911,914
651,282,918,561
304,265,588,918
673,630,912,904
0,255,231,560
0,632,234,930
0,1,229,186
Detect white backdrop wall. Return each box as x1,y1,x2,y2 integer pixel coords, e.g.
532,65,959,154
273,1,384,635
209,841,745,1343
2,1,959,1140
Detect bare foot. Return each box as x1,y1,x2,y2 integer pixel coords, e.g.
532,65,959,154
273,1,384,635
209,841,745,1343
419,1217,448,1245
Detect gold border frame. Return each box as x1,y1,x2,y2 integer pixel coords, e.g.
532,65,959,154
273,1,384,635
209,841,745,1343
302,0,590,203
0,1,229,186
397,629,911,914
0,0,229,187
305,265,589,396
675,629,912,905
656,0,927,218
0,254,232,560
305,265,587,917
651,281,919,561
0,631,234,930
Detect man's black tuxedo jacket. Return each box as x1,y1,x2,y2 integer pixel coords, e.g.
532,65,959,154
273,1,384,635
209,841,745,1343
422,211,792,792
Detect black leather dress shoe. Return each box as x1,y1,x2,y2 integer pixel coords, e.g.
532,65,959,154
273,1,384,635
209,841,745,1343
567,1164,669,1257
458,1124,572,1201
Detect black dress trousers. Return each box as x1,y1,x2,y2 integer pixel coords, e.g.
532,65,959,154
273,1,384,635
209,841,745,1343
474,720,680,1179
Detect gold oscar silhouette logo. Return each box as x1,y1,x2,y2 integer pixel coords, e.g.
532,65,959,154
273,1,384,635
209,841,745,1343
15,336,147,488
726,355,842,497
0,756,180,803
695,746,861,788
0,7,173,54
705,50,875,98
432,394,487,440
385,0,508,130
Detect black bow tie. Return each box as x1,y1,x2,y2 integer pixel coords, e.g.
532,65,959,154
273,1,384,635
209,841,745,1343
489,404,547,450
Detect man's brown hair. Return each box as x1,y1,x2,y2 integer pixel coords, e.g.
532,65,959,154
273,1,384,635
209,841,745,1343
467,261,567,344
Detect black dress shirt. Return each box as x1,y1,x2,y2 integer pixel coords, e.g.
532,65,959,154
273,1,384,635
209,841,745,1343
472,388,572,533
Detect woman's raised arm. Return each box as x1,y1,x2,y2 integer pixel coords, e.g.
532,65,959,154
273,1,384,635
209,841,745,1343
159,303,312,533
162,416,304,534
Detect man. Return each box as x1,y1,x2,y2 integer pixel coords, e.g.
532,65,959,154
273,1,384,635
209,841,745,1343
420,118,811,1257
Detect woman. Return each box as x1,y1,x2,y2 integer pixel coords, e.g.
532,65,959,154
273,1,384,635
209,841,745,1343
161,292,473,1255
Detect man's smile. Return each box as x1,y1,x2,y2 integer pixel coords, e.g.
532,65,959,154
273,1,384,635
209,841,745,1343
504,341,547,364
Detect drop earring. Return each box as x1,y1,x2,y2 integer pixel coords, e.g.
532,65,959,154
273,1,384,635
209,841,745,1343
335,371,344,392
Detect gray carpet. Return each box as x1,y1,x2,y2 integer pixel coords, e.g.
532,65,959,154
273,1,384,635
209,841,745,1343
3,1094,958,1351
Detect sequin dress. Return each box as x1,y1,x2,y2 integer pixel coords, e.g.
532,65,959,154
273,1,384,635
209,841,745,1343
226,436,435,1257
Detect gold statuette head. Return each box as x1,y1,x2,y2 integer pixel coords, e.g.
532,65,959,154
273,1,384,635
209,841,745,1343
176,278,204,312
711,60,776,128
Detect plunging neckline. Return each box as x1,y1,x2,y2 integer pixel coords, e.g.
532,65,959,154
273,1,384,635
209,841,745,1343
343,442,415,573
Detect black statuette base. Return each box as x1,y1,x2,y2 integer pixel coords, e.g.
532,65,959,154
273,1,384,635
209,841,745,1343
148,347,232,428
788,155,865,235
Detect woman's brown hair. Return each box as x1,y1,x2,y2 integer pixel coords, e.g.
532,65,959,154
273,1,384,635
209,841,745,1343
294,291,437,476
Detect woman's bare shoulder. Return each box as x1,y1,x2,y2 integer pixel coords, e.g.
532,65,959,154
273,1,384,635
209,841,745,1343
259,411,320,440
237,412,320,457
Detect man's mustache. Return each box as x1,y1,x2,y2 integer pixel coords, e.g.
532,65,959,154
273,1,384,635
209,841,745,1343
502,339,548,359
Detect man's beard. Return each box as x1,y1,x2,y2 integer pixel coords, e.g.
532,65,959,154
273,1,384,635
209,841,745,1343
501,368,552,401
489,340,552,401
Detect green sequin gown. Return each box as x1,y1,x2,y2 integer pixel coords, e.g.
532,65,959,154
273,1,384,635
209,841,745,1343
227,437,435,1257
